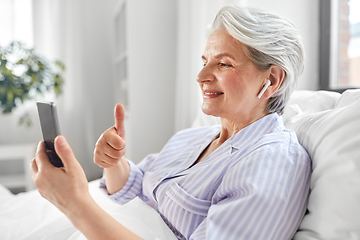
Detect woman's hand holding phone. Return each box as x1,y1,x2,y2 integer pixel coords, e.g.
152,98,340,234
31,136,90,215
31,135,141,240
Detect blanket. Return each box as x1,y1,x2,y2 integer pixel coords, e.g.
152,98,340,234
0,180,177,240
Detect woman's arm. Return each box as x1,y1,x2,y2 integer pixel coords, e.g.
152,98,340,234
103,157,130,194
31,136,141,240
66,193,141,240
94,104,130,194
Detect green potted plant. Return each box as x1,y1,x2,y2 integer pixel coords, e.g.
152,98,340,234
0,41,65,127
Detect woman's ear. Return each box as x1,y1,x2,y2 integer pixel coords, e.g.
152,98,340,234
261,65,285,99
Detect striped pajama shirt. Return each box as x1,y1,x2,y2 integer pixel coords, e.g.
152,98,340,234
100,113,311,239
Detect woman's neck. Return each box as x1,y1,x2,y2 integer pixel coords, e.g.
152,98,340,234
218,112,267,144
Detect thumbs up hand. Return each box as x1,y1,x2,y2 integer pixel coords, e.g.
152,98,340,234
94,104,127,169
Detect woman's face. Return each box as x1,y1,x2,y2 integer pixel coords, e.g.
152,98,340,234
197,29,268,123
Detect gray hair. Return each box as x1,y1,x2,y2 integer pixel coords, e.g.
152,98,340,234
211,6,305,115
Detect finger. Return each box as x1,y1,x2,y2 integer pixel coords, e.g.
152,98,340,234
93,147,126,166
97,160,114,169
30,158,38,180
93,149,117,168
114,103,125,138
35,141,53,170
107,135,126,151
54,135,79,169
104,146,124,159
101,130,126,151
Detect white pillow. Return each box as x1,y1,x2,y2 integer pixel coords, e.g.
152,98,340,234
286,89,360,240
287,90,341,112
283,90,341,124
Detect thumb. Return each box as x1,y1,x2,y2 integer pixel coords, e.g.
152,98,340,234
54,136,79,169
114,103,126,138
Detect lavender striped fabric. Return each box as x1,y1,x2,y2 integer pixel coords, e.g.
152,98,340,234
100,113,311,240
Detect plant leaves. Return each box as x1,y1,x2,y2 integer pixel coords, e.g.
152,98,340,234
0,41,65,126
19,111,33,128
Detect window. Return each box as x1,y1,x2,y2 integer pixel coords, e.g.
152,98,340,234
320,0,360,91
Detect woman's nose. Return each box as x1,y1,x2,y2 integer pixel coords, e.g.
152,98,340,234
196,64,215,83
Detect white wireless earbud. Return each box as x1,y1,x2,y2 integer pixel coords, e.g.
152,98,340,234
257,79,271,99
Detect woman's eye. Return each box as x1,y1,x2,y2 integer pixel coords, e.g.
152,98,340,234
219,63,232,68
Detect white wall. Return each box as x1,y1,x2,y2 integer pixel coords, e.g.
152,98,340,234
47,0,118,180
126,0,177,162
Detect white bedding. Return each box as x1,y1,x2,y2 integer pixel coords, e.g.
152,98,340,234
0,179,177,240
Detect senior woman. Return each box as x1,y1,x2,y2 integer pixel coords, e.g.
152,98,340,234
31,5,310,240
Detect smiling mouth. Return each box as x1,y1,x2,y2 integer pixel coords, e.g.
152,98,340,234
204,92,223,95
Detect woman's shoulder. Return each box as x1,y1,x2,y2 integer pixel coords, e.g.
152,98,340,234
224,129,311,190
251,126,310,163
261,126,308,153
228,114,310,171
250,113,308,154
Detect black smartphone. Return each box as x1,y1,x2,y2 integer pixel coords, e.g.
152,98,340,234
36,101,64,168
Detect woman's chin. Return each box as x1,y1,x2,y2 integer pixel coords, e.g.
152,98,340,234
201,106,219,117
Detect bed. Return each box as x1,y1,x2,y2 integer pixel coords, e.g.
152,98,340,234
1,89,359,240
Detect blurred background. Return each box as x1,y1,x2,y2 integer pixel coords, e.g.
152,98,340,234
0,0,359,193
